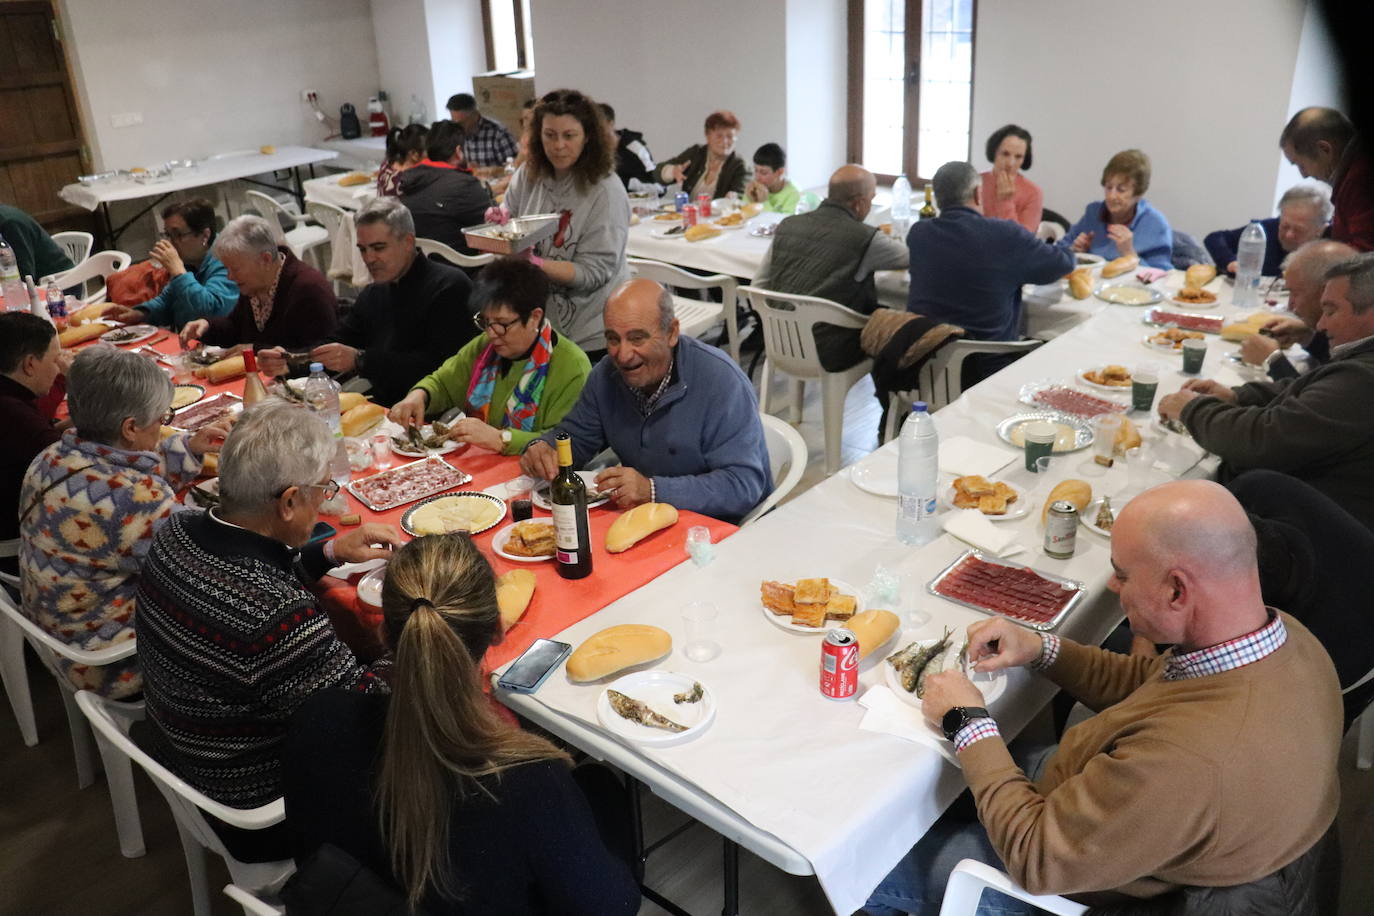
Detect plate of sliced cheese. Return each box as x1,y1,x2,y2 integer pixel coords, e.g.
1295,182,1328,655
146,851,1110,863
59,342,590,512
401,492,506,537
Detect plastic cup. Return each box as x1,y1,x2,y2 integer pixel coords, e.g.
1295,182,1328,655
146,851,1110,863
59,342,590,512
1023,421,1057,471
1181,338,1207,374
1131,364,1160,412
370,434,392,470
1125,444,1155,495
685,525,714,566
682,601,721,662
1090,415,1123,468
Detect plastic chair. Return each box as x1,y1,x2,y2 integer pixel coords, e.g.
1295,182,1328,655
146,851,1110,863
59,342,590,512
740,285,873,475
938,858,1088,915
896,337,1043,424
245,190,329,262
1035,221,1066,243
304,201,350,294
414,236,495,270
52,230,94,267
0,584,146,857
741,413,807,526
628,257,741,363
224,884,284,916
41,249,132,305
75,691,293,916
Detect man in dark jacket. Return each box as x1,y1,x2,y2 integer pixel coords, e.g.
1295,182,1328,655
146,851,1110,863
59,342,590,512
1203,184,1328,276
1160,251,1374,532
257,199,475,404
1238,239,1353,378
398,120,492,256
599,103,658,192
0,203,74,281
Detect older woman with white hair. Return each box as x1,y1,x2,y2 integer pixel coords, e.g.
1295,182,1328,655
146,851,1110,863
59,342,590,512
179,213,338,351
133,399,399,859
1204,184,1332,277
18,346,227,698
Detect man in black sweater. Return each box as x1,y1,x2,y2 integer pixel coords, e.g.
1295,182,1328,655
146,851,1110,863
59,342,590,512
259,199,476,405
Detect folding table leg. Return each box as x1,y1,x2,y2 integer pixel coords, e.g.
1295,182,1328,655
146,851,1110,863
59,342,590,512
722,837,740,916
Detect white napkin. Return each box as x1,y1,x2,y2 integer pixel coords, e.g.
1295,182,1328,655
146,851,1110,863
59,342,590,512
939,436,1018,478
858,685,959,765
325,557,387,580
942,509,1024,558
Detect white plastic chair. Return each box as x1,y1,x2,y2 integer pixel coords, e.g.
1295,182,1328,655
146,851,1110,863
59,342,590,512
224,883,284,916
741,413,807,526
883,338,1044,442
76,691,293,916
0,584,146,857
938,858,1087,915
52,230,94,267
628,257,741,363
414,236,496,269
245,190,329,262
41,249,133,305
304,201,351,294
740,285,873,475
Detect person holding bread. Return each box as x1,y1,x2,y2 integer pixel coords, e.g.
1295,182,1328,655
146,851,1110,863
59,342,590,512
282,533,640,914
520,277,771,524
389,256,591,454
1238,239,1353,379
1058,149,1173,270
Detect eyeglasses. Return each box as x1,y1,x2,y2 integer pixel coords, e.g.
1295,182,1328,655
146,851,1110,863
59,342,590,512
474,314,524,335
159,228,198,241
274,479,341,500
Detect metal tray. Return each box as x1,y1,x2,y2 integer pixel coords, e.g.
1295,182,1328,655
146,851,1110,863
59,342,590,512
344,456,471,512
169,392,242,432
463,213,561,255
400,491,507,537
927,549,1085,632
1094,283,1163,306
1141,309,1224,333
1017,380,1128,418
995,411,1094,453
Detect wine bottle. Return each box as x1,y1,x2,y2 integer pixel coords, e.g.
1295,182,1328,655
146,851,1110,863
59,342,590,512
241,349,269,405
550,433,592,580
918,184,937,220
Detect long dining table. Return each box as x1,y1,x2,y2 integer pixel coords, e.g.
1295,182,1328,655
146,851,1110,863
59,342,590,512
493,267,1265,914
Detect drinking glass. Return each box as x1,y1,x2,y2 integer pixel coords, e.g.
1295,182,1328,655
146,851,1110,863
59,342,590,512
371,434,393,470
685,525,714,566
1125,444,1155,496
1132,364,1160,412
681,601,721,662
510,484,533,522
1090,414,1123,470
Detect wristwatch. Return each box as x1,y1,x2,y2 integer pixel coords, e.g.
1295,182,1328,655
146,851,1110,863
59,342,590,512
500,429,513,448
941,706,991,741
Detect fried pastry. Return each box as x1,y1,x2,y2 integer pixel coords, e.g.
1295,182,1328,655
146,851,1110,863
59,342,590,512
978,493,1009,515
791,603,827,628
793,578,831,605
760,581,798,616
824,593,857,621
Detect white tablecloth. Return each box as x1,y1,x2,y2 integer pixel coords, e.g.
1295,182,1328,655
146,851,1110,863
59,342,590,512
319,136,387,170
58,146,339,210
499,269,1263,914
303,172,379,212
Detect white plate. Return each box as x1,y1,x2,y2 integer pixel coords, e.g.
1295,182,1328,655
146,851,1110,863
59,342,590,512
491,521,555,563
100,323,159,345
940,477,1029,522
849,451,899,498
1076,367,1134,393
183,476,219,508
400,491,507,537
1141,334,1194,354
1168,293,1223,310
391,425,465,458
882,635,1007,715
1151,416,1191,438
596,671,716,747
1074,253,1105,268
1095,284,1163,306
650,226,688,239
995,412,1094,453
710,218,746,231
761,578,866,634
748,224,777,238
532,471,611,510
1080,497,1115,538
356,565,386,607
649,213,683,224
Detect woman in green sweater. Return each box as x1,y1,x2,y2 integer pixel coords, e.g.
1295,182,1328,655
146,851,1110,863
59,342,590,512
389,257,591,455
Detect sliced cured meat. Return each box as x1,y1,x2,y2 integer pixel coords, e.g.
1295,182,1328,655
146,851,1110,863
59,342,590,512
1146,309,1223,333
933,555,1077,625
350,457,468,511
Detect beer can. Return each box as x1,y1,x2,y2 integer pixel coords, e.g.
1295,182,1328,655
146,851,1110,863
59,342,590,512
697,193,712,218
674,191,690,212
1044,500,1078,559
682,204,699,228
820,627,860,700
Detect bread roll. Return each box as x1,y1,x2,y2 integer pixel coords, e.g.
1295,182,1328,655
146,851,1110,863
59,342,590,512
1067,268,1093,300
1041,479,1091,522
1221,322,1260,342
566,624,671,682
684,224,722,243
204,355,245,383
69,302,112,324
1184,264,1216,290
1115,417,1142,454
200,452,219,474
1101,255,1139,278
341,402,385,437
338,392,368,413
59,322,107,347
845,609,900,660
496,569,536,631
605,503,679,553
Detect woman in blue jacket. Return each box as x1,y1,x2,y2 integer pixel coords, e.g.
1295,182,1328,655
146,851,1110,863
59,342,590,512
1060,149,1173,270
106,198,239,329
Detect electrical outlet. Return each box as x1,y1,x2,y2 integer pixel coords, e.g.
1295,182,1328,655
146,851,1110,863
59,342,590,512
110,112,142,129
301,89,317,104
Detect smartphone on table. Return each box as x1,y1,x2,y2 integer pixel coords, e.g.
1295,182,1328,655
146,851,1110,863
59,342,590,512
306,520,337,546
497,639,573,694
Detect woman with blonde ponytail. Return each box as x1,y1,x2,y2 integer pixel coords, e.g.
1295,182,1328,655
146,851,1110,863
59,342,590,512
283,534,639,914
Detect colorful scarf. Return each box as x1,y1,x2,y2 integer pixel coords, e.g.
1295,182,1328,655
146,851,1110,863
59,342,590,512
465,320,555,431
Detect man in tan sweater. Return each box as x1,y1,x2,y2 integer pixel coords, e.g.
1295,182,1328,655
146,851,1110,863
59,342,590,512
866,480,1342,914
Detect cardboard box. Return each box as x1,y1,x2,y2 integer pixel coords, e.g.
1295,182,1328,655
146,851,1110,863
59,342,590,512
472,70,536,135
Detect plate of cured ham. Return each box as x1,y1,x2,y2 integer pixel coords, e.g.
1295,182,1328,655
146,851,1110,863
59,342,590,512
928,550,1085,631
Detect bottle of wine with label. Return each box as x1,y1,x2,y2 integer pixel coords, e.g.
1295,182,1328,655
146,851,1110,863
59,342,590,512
550,433,592,579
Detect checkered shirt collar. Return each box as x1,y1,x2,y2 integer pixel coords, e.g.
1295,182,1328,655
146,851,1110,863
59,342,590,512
630,354,675,416
1163,611,1287,681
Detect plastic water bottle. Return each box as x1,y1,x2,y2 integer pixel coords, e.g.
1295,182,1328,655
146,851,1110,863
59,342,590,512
45,280,67,328
1233,221,1266,308
891,174,913,238
0,232,24,311
303,362,352,501
896,402,940,546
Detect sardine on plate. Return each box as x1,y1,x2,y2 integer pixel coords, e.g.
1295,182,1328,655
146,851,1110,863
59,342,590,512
608,689,687,732
674,682,704,704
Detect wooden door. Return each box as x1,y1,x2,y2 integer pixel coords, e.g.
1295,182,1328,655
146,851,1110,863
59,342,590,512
0,0,90,228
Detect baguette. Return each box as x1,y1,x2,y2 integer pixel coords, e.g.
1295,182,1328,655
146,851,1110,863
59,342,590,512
341,402,386,437
605,503,679,553
1101,254,1139,279
684,224,722,243
566,624,671,682
496,569,536,631
338,392,369,413
1067,267,1093,299
69,302,112,324
844,609,900,660
1184,264,1217,290
1041,479,1091,522
204,355,245,383
200,452,219,475
59,322,107,347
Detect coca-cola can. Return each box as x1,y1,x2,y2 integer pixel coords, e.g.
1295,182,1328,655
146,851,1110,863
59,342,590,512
820,627,860,700
682,204,699,227
697,193,712,218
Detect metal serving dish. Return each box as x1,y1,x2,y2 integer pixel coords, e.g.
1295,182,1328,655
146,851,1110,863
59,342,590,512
463,213,561,255
927,549,1086,632
995,411,1094,453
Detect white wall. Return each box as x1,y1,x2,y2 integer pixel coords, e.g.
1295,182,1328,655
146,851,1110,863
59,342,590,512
1272,0,1345,205
971,0,1314,240
60,0,380,171
786,0,848,189
372,0,436,125
423,0,488,122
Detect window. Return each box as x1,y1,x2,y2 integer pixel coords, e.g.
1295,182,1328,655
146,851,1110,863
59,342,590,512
483,0,534,72
850,0,976,181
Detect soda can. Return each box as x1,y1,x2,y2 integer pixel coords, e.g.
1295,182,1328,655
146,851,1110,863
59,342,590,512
1044,500,1078,559
820,627,860,700
697,193,712,218
674,191,690,213
682,204,699,228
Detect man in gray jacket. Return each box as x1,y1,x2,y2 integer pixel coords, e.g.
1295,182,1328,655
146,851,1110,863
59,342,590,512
1159,252,1374,531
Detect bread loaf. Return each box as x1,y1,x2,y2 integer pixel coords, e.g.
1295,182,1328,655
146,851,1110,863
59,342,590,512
200,452,218,474
1101,255,1139,278
1041,479,1091,522
844,609,900,660
69,302,112,324
1067,268,1093,299
338,392,369,413
204,355,245,383
496,569,536,631
1115,417,1142,454
341,402,385,437
566,624,671,682
1184,264,1217,290
605,503,679,553
59,322,107,347
684,224,722,243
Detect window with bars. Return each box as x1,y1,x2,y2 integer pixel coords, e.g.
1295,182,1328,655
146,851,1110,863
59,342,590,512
483,0,534,71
